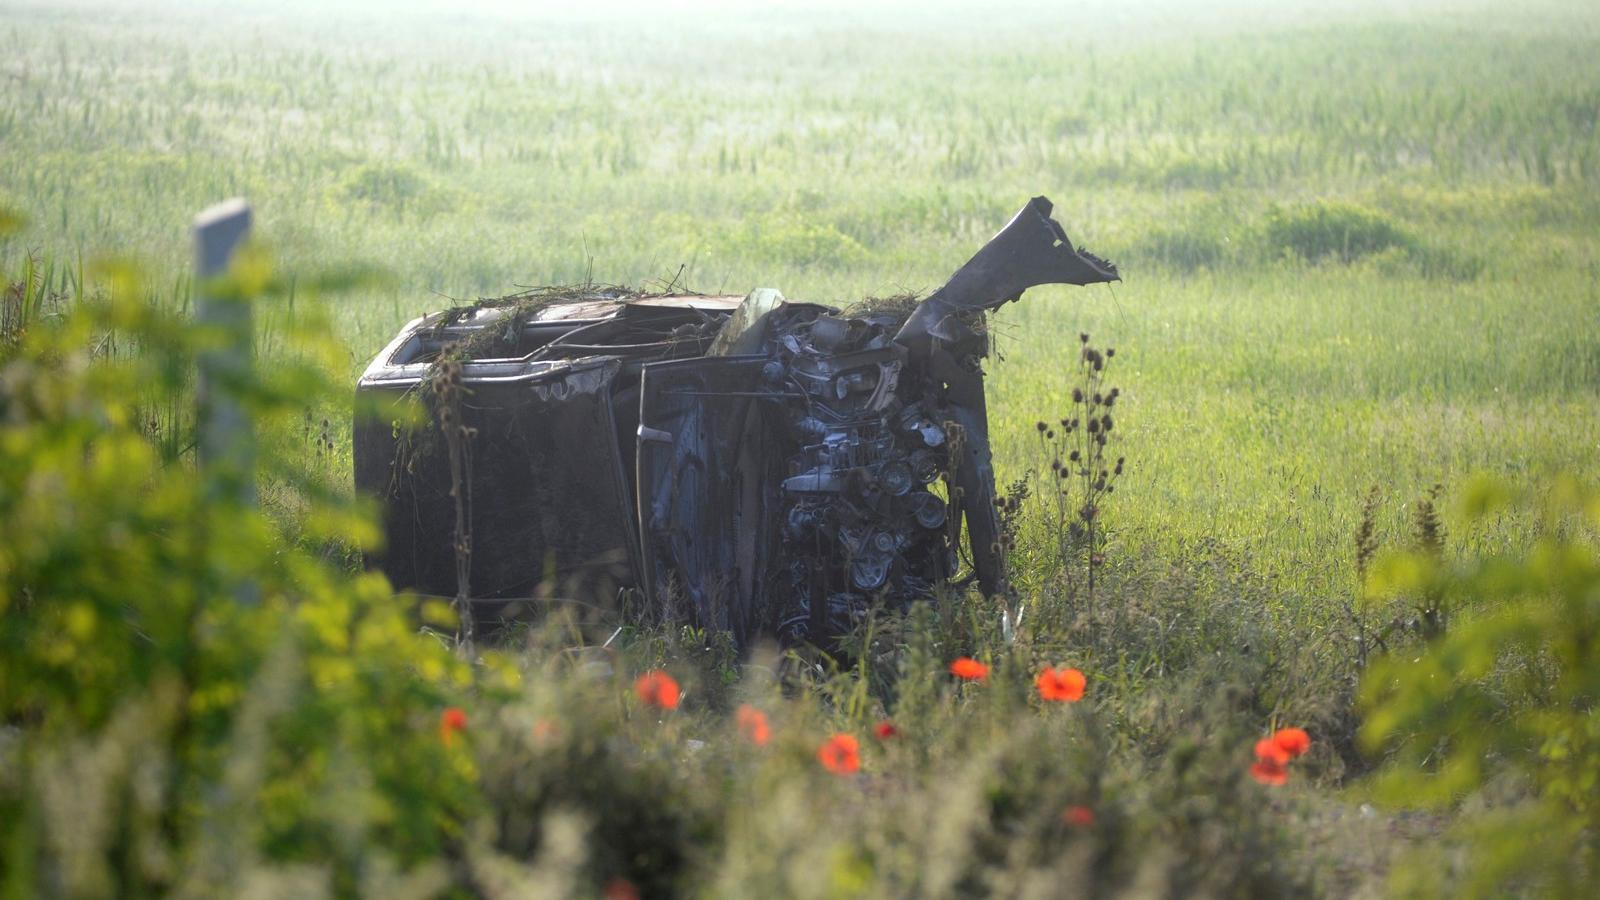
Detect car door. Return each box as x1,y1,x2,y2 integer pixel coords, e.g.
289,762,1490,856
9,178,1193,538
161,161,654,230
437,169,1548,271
634,356,785,643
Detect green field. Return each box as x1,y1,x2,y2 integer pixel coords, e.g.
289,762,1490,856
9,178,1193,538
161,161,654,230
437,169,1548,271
3,0,1600,895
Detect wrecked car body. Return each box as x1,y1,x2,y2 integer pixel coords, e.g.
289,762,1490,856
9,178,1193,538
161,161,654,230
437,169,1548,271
354,196,1117,645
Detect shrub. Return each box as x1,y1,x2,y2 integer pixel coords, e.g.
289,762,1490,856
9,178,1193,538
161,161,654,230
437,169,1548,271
1134,224,1231,272
728,218,869,270
1360,475,1600,897
1261,201,1415,264
0,252,485,894
1128,201,1246,273
336,162,450,218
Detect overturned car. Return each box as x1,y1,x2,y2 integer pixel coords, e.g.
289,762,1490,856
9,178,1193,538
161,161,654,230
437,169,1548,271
354,196,1117,646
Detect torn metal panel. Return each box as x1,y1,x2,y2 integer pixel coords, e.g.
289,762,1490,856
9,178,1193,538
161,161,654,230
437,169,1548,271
707,288,787,357
894,196,1118,348
354,196,1115,645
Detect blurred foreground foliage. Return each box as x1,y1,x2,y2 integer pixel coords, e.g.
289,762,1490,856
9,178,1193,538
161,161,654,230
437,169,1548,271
0,255,482,896
1361,477,1600,897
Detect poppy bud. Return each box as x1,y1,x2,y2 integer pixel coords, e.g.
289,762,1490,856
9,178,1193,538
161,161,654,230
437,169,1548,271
1079,333,1089,343
1072,388,1084,403
1036,421,1048,432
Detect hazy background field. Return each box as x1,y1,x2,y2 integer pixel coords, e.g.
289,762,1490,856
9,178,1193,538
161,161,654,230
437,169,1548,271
4,0,1599,894
5,0,1595,600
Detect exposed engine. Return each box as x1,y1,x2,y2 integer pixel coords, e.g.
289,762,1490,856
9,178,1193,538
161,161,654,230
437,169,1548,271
762,304,958,641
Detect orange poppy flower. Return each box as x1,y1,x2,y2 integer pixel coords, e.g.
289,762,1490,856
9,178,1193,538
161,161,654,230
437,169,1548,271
1271,727,1311,759
439,706,467,746
634,670,681,710
873,720,899,740
1249,758,1289,786
1253,737,1290,766
735,704,771,746
817,733,861,775
949,657,989,681
1062,805,1096,827
1036,666,1087,702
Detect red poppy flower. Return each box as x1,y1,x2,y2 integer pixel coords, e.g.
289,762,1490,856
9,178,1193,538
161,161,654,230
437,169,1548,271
949,657,989,681
1271,727,1311,759
1036,666,1087,702
602,877,640,900
439,707,467,745
1254,737,1291,766
1249,758,1289,786
817,733,861,775
735,704,771,747
1062,805,1096,827
873,720,899,740
532,718,561,746
634,670,680,710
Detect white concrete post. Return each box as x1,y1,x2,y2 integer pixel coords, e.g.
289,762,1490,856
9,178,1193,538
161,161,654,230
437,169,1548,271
194,199,256,508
